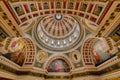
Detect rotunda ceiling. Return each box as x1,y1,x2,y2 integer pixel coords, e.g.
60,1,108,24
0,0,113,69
32,14,85,53
39,14,77,38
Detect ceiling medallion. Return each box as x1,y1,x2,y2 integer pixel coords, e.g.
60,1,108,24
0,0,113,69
36,50,48,63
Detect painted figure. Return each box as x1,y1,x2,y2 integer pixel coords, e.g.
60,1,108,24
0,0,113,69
3,39,25,66
30,4,37,11
47,59,70,72
14,6,24,16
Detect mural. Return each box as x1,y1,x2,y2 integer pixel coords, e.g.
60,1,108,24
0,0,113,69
92,39,115,66
36,50,48,63
68,2,74,9
30,3,37,12
93,5,103,16
80,3,87,11
14,5,24,16
2,38,25,66
47,59,70,72
43,2,49,9
56,2,61,9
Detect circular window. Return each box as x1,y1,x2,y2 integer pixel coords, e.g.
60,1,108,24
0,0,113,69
55,14,63,20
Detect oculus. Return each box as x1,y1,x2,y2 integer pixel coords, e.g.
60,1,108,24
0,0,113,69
55,14,63,20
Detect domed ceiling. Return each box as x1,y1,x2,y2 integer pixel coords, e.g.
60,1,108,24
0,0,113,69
0,0,120,80
32,14,85,53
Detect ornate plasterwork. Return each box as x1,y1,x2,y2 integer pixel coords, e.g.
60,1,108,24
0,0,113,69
36,50,48,63
69,50,81,63
43,54,73,72
32,14,85,54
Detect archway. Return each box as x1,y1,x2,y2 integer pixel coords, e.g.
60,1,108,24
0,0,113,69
45,56,72,73
47,59,70,72
82,38,116,66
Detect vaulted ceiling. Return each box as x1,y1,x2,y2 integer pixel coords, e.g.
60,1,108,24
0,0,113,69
0,0,120,80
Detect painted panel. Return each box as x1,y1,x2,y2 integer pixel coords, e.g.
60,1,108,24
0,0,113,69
56,2,61,9
43,2,49,9
29,3,37,12
93,4,103,16
92,39,115,66
68,2,74,9
80,3,88,12
2,38,25,66
14,5,24,16
47,59,70,72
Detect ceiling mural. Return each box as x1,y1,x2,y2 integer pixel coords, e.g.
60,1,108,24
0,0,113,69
93,4,103,16
1,37,26,66
36,50,48,63
7,1,111,26
0,37,36,66
32,14,85,54
92,39,117,66
0,0,120,79
13,5,25,16
47,59,70,72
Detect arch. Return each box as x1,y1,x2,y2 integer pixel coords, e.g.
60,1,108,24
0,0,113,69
21,37,36,66
82,38,96,66
0,37,36,66
44,54,73,73
82,37,117,66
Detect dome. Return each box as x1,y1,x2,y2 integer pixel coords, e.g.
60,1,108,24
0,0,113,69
0,0,119,80
33,14,85,53
40,14,76,38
